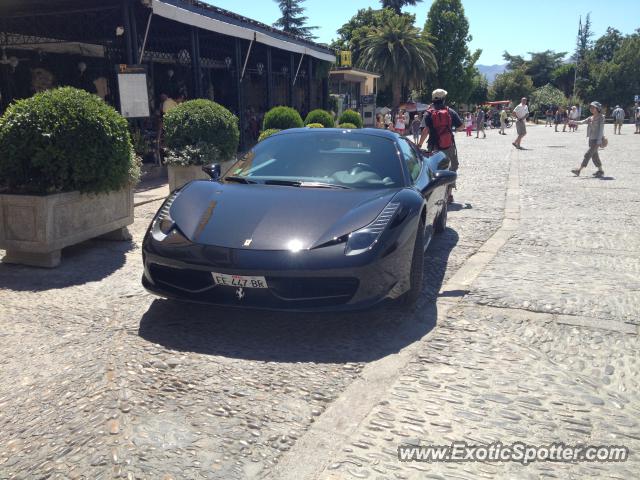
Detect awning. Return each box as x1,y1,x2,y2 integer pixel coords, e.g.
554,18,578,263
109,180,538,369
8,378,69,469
151,0,335,63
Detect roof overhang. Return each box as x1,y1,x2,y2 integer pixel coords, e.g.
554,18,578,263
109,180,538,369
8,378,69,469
152,0,335,63
329,68,381,81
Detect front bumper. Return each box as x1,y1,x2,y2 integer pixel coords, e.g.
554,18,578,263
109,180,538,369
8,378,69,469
141,229,415,312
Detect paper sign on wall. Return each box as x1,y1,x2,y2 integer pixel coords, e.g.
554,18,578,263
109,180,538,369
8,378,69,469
117,65,150,118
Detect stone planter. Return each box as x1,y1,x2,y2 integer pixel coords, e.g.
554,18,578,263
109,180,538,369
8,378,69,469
168,160,236,192
0,185,134,268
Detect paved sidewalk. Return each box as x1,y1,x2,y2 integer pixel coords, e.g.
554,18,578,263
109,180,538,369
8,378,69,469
0,125,638,479
134,177,169,207
272,125,640,479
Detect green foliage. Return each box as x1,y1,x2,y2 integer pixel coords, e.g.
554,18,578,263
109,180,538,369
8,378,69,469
327,96,339,114
338,109,363,128
424,0,481,104
263,106,304,130
0,87,137,195
304,109,334,127
258,129,282,142
306,123,325,128
380,0,423,14
593,27,624,62
467,73,489,105
359,13,436,107
331,8,409,66
338,123,358,129
490,69,534,104
164,99,239,166
550,63,576,97
273,0,318,39
529,84,568,112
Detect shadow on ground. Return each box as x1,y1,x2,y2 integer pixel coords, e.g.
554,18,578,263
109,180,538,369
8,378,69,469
138,230,459,363
0,239,133,291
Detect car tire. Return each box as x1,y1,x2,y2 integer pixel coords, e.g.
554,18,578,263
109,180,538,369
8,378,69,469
399,222,424,308
434,199,448,234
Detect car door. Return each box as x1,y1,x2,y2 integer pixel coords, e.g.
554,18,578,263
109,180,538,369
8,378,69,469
398,139,438,229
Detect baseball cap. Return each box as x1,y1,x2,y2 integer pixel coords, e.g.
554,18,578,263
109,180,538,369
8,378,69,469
590,101,602,111
432,88,447,100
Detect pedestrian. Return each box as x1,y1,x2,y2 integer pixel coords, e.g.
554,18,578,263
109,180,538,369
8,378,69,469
562,107,569,132
394,110,406,136
635,102,640,134
554,107,562,132
512,97,529,149
384,110,392,129
411,114,421,143
464,112,473,136
568,105,580,132
612,105,625,135
545,107,553,127
571,101,606,178
499,107,508,135
476,106,486,139
417,88,464,203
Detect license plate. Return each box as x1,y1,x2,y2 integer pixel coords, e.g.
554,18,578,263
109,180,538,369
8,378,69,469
211,272,268,289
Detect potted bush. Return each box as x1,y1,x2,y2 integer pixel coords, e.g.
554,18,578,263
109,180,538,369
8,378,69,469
304,109,334,128
163,99,239,191
306,123,325,128
338,123,358,129
0,87,140,267
262,106,303,130
258,128,281,142
338,109,363,128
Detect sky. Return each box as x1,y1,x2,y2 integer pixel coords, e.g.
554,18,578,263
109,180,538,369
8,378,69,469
207,0,638,65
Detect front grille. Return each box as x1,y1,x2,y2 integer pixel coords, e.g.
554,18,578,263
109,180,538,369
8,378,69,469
146,262,359,309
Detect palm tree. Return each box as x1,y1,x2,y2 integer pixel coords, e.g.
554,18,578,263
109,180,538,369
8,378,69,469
380,0,423,15
358,14,437,107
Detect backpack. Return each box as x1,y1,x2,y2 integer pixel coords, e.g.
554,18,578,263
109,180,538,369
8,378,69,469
614,109,623,120
428,106,453,150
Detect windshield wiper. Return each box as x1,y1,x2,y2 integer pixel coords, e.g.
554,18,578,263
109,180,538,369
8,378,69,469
224,176,256,184
263,179,350,189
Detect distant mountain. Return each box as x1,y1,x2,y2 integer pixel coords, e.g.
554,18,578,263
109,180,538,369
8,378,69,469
477,64,507,83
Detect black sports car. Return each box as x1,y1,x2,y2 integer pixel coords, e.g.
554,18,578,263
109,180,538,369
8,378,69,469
142,128,456,311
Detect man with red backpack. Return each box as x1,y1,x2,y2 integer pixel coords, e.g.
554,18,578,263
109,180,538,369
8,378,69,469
417,88,464,202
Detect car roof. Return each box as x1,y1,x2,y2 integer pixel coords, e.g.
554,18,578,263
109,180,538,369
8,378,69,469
272,128,401,141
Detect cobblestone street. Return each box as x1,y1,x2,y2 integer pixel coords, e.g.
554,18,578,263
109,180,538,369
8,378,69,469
1,124,639,479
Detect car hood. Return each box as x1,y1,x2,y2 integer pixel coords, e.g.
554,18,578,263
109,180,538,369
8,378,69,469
169,180,400,250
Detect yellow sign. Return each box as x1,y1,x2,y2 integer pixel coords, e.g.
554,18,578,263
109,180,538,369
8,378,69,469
339,50,352,67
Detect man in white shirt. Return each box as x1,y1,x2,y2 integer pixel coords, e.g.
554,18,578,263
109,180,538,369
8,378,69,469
612,105,624,135
512,97,529,150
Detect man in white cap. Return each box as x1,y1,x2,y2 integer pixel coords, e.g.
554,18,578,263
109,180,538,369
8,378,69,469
612,104,625,135
512,97,529,149
418,88,463,202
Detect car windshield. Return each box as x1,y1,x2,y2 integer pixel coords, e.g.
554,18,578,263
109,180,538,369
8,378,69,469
225,131,404,189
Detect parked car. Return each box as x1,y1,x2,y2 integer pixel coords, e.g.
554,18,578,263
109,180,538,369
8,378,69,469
142,128,455,311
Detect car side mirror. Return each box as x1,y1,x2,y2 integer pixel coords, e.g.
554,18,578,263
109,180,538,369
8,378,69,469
426,151,450,171
432,169,457,188
202,163,221,180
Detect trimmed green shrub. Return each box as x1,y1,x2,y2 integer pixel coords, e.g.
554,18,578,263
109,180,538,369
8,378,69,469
338,109,363,128
164,99,239,165
338,123,358,129
258,129,281,142
304,109,334,128
0,87,138,195
306,123,325,128
263,106,303,130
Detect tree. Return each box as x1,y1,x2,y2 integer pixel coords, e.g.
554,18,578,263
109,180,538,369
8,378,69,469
551,63,576,97
502,52,526,71
467,73,489,106
490,69,534,104
424,0,481,104
359,14,436,107
525,50,567,87
573,13,594,100
273,0,318,39
331,8,403,66
529,84,568,113
380,0,423,14
592,27,623,62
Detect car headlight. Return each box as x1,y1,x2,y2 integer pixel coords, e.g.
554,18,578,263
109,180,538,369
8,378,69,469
151,192,179,241
345,202,399,255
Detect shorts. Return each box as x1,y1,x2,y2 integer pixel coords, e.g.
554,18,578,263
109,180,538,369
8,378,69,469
516,119,527,136
614,120,623,125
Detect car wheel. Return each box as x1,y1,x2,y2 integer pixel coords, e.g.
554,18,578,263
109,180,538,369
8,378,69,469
399,222,424,308
434,199,448,234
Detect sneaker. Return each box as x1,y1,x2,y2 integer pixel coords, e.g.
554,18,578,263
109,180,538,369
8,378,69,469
571,168,581,176
593,170,604,177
